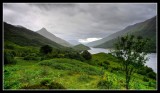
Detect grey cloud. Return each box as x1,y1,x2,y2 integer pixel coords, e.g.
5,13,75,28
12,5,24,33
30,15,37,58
3,3,157,44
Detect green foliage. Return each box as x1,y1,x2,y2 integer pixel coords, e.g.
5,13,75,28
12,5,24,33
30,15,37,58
40,78,50,86
24,55,41,61
40,78,66,89
40,45,53,55
103,61,110,65
97,80,113,89
137,66,156,80
77,74,94,82
81,50,92,60
147,72,156,80
21,84,49,89
143,77,149,82
4,50,16,64
113,35,149,89
72,44,90,52
111,67,121,72
148,82,156,88
48,81,66,89
38,58,102,75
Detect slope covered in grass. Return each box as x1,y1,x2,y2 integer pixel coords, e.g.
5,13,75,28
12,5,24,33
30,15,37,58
4,22,64,48
4,53,157,90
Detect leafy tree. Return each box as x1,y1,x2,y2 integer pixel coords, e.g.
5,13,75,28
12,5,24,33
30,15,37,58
112,35,150,89
81,50,92,60
40,45,52,55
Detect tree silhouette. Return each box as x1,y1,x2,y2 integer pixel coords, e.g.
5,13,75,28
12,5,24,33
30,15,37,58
81,50,92,60
40,45,52,55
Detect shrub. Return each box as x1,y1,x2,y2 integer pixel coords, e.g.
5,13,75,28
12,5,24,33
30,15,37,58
23,55,41,61
40,45,52,55
147,72,156,80
145,66,154,73
97,80,113,89
148,82,156,88
137,69,146,75
101,63,109,70
48,81,66,89
21,80,66,89
103,61,110,65
143,77,149,82
4,50,16,64
40,79,50,86
111,67,120,71
81,50,92,60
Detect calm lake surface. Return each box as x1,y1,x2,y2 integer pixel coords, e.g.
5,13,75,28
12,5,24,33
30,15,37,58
88,47,157,73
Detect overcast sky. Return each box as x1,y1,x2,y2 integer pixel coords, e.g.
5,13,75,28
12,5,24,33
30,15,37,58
3,3,157,45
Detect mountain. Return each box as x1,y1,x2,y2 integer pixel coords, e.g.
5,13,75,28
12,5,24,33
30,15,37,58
72,44,90,52
87,16,156,47
36,28,72,47
4,22,64,49
87,16,156,52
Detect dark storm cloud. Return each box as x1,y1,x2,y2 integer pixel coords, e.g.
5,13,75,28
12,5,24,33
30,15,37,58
3,3,157,44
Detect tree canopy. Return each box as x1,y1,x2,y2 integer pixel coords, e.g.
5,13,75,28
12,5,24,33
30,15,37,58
40,45,53,55
112,35,150,89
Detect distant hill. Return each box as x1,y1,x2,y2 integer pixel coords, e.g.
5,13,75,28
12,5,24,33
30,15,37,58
4,22,64,49
36,28,72,47
72,44,90,52
87,16,156,52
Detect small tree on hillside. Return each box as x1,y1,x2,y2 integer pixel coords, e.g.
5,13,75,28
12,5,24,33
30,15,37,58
40,45,52,55
81,50,92,60
112,35,150,89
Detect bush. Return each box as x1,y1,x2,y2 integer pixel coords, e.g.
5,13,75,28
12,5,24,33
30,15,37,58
81,50,92,60
103,61,110,65
48,81,66,89
40,45,52,55
97,80,113,89
148,82,156,88
21,80,66,89
137,69,146,75
143,77,149,82
147,72,156,80
23,54,41,61
111,67,120,71
4,50,16,64
40,79,50,86
145,66,154,73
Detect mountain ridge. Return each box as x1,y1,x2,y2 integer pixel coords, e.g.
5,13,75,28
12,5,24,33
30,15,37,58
4,22,64,49
86,16,156,52
36,28,72,47
86,16,156,48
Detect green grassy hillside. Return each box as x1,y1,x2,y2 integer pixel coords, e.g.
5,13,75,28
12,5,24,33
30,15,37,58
4,22,64,49
4,52,156,90
73,44,90,52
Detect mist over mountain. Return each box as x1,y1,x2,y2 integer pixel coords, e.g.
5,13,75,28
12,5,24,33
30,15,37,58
86,16,156,52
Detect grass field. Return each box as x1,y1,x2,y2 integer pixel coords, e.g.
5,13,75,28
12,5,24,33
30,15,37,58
3,53,157,90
